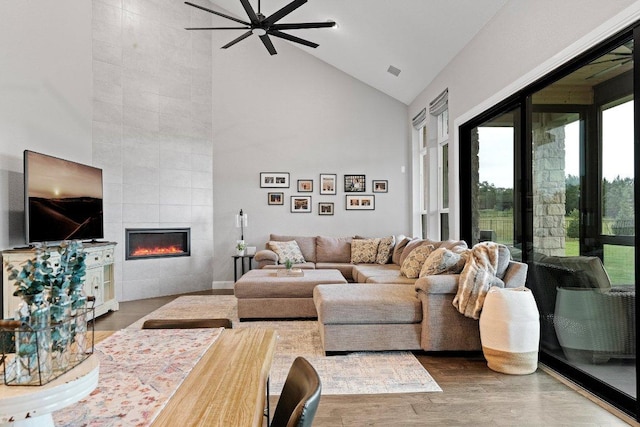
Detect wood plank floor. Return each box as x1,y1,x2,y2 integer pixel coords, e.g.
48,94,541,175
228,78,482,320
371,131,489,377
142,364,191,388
92,291,637,426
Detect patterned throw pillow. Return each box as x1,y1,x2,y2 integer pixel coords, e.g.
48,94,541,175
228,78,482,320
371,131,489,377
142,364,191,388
400,244,435,278
375,236,395,265
267,240,306,264
351,238,381,264
419,247,467,277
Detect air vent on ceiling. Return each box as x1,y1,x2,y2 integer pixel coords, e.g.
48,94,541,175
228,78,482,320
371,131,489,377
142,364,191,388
387,65,401,77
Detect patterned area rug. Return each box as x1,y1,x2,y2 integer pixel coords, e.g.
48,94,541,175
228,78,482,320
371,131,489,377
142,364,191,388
129,295,441,395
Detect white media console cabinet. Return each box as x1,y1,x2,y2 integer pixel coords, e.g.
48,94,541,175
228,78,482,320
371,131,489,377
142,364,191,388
1,242,119,320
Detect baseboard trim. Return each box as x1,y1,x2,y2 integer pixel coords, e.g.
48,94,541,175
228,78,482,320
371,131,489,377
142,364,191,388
212,280,234,290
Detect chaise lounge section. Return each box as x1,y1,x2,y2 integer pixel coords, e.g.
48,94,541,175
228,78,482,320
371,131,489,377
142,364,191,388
313,283,422,353
313,251,528,354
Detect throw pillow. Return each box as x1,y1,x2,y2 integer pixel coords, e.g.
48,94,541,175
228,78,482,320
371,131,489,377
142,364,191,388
400,244,435,279
375,235,396,265
392,236,410,265
496,244,511,279
267,240,306,264
419,247,466,277
316,236,352,263
399,239,427,266
351,238,381,264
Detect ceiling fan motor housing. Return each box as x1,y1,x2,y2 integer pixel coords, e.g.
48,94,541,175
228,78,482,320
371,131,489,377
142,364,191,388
184,0,336,55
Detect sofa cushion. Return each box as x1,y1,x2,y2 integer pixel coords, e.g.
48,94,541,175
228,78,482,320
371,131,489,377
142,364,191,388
351,238,381,264
392,236,410,265
535,254,611,290
352,264,400,283
375,235,395,265
267,240,306,264
314,284,422,324
315,262,354,281
419,247,465,277
269,234,317,263
316,236,352,263
400,244,435,279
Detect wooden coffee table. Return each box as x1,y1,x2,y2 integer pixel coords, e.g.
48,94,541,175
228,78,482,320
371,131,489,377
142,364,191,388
234,269,348,320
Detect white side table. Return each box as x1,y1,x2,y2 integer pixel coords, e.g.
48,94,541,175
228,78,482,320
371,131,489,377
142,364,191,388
0,355,99,427
480,286,540,375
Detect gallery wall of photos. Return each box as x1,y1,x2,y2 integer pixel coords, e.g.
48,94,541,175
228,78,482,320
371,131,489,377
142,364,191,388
259,172,388,215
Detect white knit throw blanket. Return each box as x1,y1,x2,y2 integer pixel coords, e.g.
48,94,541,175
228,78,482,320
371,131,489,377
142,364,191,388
453,242,504,319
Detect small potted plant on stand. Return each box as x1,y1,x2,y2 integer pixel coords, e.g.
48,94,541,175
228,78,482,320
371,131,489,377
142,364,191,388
236,240,246,256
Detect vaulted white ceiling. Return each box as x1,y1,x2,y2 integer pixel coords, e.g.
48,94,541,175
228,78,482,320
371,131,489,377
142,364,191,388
206,0,509,104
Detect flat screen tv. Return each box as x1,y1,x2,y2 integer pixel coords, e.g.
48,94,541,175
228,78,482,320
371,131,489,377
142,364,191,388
24,150,104,244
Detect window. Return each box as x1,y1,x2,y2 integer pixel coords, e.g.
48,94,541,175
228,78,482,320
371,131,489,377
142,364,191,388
412,108,428,238
430,89,449,240
439,140,449,239
437,109,449,143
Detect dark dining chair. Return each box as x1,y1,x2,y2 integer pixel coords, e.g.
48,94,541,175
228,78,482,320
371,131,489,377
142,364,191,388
141,318,232,329
270,356,322,427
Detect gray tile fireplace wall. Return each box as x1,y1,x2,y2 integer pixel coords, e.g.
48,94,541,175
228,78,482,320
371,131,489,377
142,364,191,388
91,0,214,301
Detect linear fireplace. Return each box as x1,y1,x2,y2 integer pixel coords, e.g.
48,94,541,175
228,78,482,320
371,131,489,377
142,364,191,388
125,228,191,260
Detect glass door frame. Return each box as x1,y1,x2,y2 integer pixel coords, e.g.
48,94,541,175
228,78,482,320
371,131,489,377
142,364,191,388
459,25,639,419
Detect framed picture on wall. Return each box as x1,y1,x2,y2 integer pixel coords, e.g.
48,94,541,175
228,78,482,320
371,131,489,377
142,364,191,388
372,180,388,193
345,195,375,210
268,192,284,205
260,172,290,188
297,179,313,192
291,196,312,213
344,174,366,192
318,202,334,215
319,174,337,195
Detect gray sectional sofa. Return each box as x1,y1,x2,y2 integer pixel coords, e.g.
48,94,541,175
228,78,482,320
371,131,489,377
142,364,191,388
249,234,529,353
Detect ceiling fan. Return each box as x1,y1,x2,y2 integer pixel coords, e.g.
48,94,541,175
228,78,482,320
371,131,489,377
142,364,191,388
586,41,634,80
184,0,336,55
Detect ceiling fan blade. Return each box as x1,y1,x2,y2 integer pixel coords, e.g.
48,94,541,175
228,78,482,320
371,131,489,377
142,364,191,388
221,31,253,49
239,0,260,24
264,0,306,25
272,21,336,30
186,26,251,30
589,56,632,66
586,58,632,79
259,34,278,55
269,30,318,48
184,2,250,26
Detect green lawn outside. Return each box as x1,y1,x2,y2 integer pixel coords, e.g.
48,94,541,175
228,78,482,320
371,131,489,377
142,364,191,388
566,240,634,285
480,212,635,285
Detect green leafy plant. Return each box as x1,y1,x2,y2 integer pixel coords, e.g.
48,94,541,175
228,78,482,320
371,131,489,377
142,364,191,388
284,258,293,270
236,241,246,251
51,240,87,300
7,244,54,298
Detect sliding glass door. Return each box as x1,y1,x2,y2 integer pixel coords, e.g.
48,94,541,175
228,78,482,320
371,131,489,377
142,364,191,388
460,30,638,418
465,107,521,259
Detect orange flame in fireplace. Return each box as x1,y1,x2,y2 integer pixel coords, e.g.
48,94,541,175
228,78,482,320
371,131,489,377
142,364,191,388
131,245,184,256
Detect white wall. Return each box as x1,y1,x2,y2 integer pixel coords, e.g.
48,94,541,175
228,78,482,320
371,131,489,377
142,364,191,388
92,0,215,301
212,34,410,284
410,0,640,240
0,0,410,298
0,1,92,249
